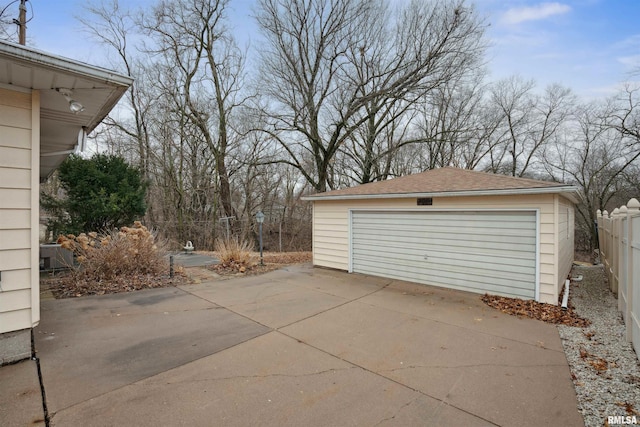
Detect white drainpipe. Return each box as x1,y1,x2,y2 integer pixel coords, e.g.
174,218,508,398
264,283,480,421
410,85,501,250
561,279,570,310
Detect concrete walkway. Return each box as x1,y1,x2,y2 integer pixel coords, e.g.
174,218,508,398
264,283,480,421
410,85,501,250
3,264,583,426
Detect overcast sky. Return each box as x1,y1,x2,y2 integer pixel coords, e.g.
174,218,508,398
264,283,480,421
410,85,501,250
4,0,640,99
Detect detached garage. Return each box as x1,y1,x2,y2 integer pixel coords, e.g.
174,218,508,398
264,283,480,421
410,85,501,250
303,167,578,305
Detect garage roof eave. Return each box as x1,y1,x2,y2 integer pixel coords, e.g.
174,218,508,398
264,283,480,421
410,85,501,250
302,185,581,202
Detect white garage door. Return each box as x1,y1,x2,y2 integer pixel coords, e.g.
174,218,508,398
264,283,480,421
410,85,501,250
351,210,537,299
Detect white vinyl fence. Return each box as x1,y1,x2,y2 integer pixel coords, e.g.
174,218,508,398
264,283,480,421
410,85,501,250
597,198,640,359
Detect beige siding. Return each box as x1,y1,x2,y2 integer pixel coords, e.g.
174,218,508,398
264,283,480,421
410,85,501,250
0,269,31,292
557,195,575,293
0,310,32,334
0,88,36,333
312,193,562,303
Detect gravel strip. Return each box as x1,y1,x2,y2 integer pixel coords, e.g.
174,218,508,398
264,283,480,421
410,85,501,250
558,265,640,426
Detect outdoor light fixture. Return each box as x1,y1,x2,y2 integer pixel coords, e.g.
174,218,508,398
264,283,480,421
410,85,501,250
56,88,85,114
256,211,265,266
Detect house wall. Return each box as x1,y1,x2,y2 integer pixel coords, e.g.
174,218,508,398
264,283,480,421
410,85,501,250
556,195,575,295
312,193,570,304
0,87,39,363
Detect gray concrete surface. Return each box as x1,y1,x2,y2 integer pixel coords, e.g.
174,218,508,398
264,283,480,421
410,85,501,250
169,252,219,267
0,359,45,426
2,264,583,426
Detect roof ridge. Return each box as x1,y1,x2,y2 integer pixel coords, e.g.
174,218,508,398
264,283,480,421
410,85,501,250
438,167,562,185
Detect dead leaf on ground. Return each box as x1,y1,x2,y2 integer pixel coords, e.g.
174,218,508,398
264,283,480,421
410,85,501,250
481,294,590,327
579,346,609,372
616,402,640,416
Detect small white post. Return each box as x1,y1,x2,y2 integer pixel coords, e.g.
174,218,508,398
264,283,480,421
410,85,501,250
602,210,609,272
619,205,628,313
596,209,603,264
612,208,621,293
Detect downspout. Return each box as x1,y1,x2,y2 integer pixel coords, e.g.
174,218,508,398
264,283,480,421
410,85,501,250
562,274,583,310
561,279,570,311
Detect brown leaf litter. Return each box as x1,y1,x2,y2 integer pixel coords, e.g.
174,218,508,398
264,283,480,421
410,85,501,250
481,293,590,327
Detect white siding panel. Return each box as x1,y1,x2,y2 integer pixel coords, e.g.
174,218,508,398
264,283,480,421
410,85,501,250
0,249,30,270
0,268,30,291
0,229,30,250
0,289,31,312
0,209,30,229
0,88,36,335
0,189,30,209
0,88,31,109
557,197,575,291
351,210,537,299
0,309,32,334
0,147,30,169
0,168,31,188
0,126,31,149
0,104,31,129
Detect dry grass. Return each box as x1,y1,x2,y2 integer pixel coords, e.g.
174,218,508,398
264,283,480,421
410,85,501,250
208,250,312,276
213,237,257,273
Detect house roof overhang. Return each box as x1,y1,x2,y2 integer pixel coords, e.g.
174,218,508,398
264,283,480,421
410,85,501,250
0,40,133,181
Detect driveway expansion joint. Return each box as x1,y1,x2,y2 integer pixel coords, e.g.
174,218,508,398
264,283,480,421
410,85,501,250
31,329,50,427
381,362,569,372
160,366,358,385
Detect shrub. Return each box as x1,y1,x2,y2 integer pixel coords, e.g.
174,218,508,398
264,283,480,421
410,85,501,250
42,154,147,235
214,237,256,272
56,221,167,281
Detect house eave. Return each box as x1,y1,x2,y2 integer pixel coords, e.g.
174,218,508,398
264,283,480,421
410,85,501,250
0,40,134,180
0,40,133,87
302,186,580,203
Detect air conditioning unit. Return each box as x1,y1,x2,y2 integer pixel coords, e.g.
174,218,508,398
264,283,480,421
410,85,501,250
40,244,74,270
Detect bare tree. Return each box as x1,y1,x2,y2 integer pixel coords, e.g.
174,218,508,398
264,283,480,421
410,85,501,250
543,101,640,250
487,77,574,177
609,84,640,147
406,70,502,171
140,0,246,221
255,0,486,192
80,1,153,180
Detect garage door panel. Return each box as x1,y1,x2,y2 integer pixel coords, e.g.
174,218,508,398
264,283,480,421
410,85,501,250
352,227,535,245
353,253,535,284
353,238,536,262
355,260,535,299
351,210,537,300
353,220,535,234
352,246,536,270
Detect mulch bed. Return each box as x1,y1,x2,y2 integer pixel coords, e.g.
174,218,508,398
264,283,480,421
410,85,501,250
42,272,188,299
42,252,312,298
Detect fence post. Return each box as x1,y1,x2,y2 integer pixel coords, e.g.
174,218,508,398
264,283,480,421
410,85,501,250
619,205,628,313
597,209,603,262
626,198,640,342
612,208,621,293
600,210,611,289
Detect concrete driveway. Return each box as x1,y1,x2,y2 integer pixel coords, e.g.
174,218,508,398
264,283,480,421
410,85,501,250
32,264,582,426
